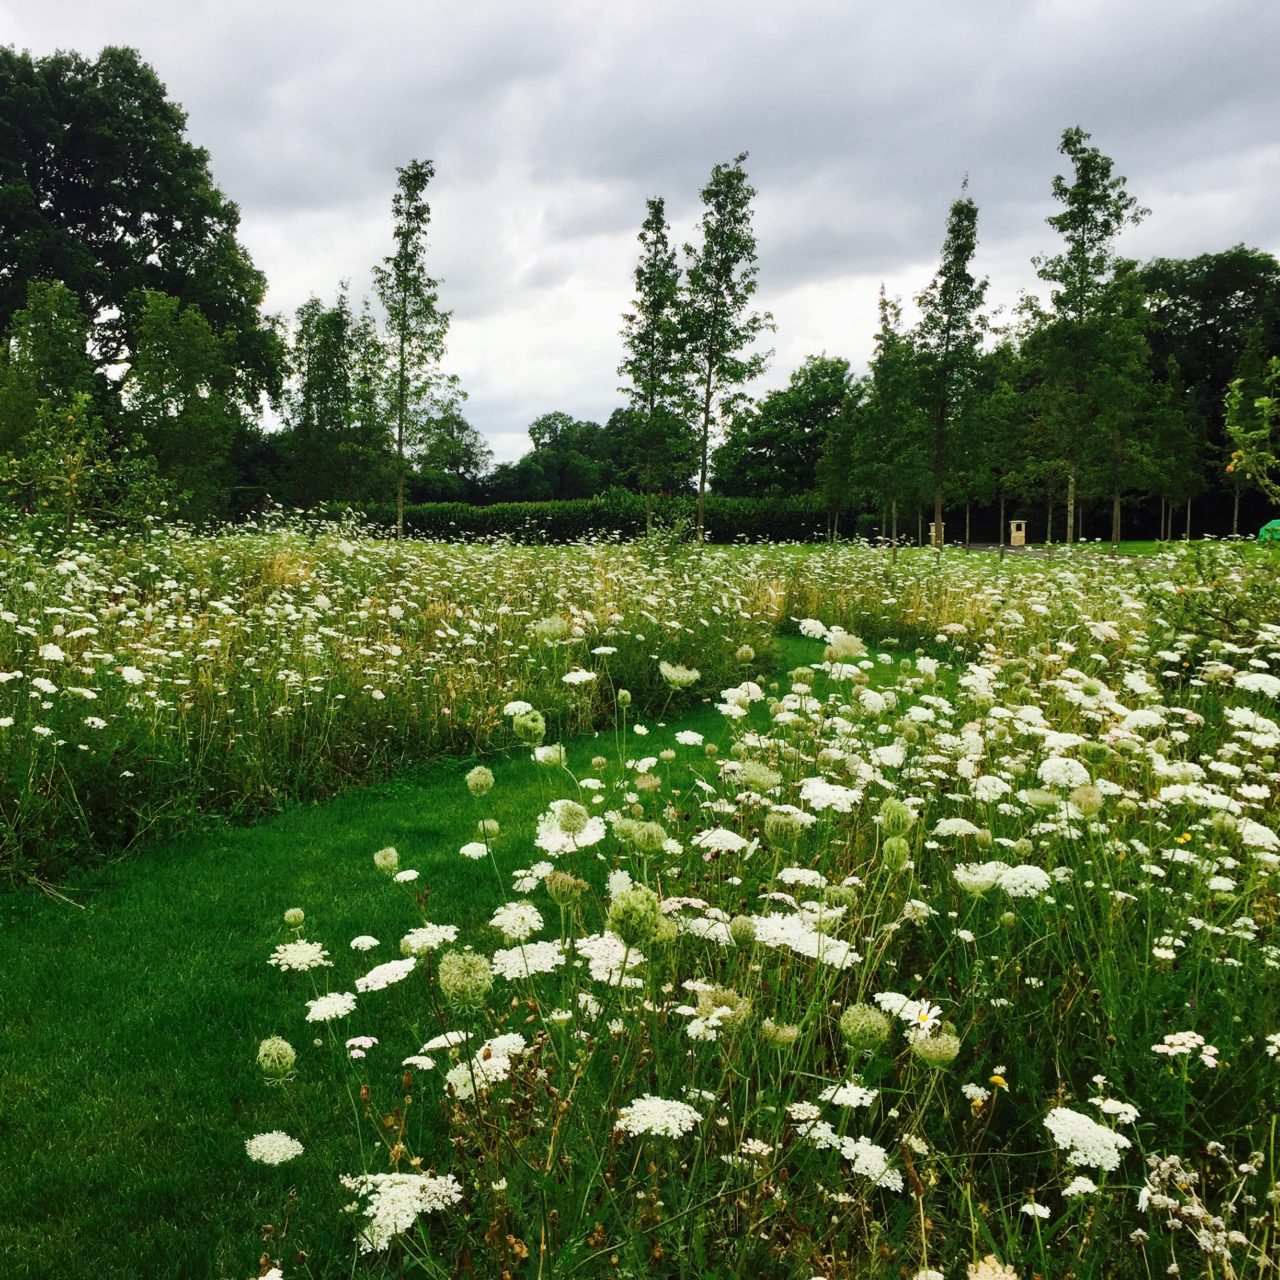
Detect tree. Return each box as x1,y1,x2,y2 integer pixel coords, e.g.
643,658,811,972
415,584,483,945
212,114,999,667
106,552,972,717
284,286,392,506
371,159,461,536
618,197,691,529
712,354,853,496
118,290,240,520
1148,357,1203,538
411,405,492,501
1031,125,1149,543
604,406,695,507
914,184,987,545
855,288,928,545
1226,353,1280,507
815,376,867,537
0,45,283,406
521,411,612,500
0,279,97,455
680,152,774,539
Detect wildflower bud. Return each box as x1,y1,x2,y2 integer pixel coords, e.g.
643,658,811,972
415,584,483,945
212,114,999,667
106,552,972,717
728,915,756,946
373,846,400,875
466,766,495,797
476,819,500,839
882,835,911,870
512,710,546,744
704,743,718,759
1012,837,1034,858
633,821,668,855
764,809,804,849
911,1031,961,1068
1209,812,1238,838
740,760,782,792
546,870,587,905
1080,741,1110,764
761,1017,800,1048
556,801,591,836
974,828,994,848
533,743,566,767
437,949,493,1010
591,755,608,771
607,884,661,948
696,985,752,1028
653,917,679,945
617,689,632,708
901,724,921,744
839,1002,891,1053
257,1036,297,1079
1116,797,1139,815
1001,911,1017,928
735,644,755,664
634,773,661,792
1069,784,1104,816
283,907,305,928
879,798,915,836
659,748,676,762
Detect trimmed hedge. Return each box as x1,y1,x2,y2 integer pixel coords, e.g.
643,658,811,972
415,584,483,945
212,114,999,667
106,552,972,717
319,491,836,542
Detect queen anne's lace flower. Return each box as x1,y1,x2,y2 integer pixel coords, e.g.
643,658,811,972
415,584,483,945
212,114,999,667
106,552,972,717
614,1094,703,1138
245,1131,304,1164
267,939,332,972
1044,1106,1131,1171
340,1172,462,1252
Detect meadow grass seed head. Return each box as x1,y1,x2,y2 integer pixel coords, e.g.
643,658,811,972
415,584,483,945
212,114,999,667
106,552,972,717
437,949,493,1010
840,1003,892,1052
256,1036,296,1078
465,765,494,796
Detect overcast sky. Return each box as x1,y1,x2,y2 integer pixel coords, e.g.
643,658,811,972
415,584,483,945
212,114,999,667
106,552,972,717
6,1,1279,461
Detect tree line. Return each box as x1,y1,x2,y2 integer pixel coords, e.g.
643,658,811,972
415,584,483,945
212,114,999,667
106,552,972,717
2,45,1278,539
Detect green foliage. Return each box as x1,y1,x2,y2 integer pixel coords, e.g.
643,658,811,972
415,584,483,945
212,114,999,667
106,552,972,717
713,353,854,497
1225,354,1280,504
0,44,282,402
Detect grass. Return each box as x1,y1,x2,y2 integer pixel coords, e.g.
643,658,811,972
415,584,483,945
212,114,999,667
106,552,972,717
0,638,815,1280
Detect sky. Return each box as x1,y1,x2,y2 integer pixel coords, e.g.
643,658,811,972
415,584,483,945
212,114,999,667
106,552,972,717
5,0,1279,462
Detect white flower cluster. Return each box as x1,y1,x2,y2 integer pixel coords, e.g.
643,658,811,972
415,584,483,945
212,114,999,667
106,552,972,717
1044,1106,1132,1171
1152,1030,1219,1067
614,1094,703,1139
445,1033,526,1101
244,1131,304,1165
340,1171,463,1253
354,957,416,993
489,901,544,942
490,939,566,980
401,923,459,954
267,939,332,972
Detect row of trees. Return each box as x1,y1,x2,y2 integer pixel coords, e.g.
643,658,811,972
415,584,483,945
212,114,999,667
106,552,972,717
2,44,1278,536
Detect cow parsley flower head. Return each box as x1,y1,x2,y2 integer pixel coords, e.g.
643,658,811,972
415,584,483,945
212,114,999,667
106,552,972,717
1044,1106,1132,1171
614,1094,703,1138
305,991,357,1022
245,1131,304,1165
489,901,543,942
267,940,332,972
340,1172,463,1253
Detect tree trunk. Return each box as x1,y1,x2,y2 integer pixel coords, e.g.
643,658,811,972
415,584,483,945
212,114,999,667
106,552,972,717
998,491,1006,559
1232,486,1240,537
1065,470,1076,545
890,499,898,544
1110,486,1121,553
1077,499,1084,542
964,500,971,551
645,489,653,536
933,480,944,548
917,507,923,547
1046,499,1053,546
696,373,714,543
1185,497,1192,541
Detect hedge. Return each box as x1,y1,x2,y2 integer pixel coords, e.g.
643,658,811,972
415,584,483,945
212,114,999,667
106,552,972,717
318,491,837,543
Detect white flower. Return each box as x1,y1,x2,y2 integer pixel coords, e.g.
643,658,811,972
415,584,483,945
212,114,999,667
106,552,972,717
245,1131,304,1165
1038,756,1091,790
37,643,66,662
401,924,458,954
267,940,332,972
819,1080,878,1108
489,901,543,942
350,935,380,951
1063,1175,1098,1197
614,1094,703,1138
119,665,145,685
458,842,489,860
340,1171,462,1253
692,827,751,853
355,958,416,993
422,1030,471,1052
1235,671,1280,699
562,668,597,685
305,991,357,1021
675,729,704,746
1021,1202,1050,1219
1044,1106,1131,1171
998,865,1053,898
490,939,566,980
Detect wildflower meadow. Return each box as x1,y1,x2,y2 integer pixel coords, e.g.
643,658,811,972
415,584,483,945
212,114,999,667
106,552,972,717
3,524,1280,1280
